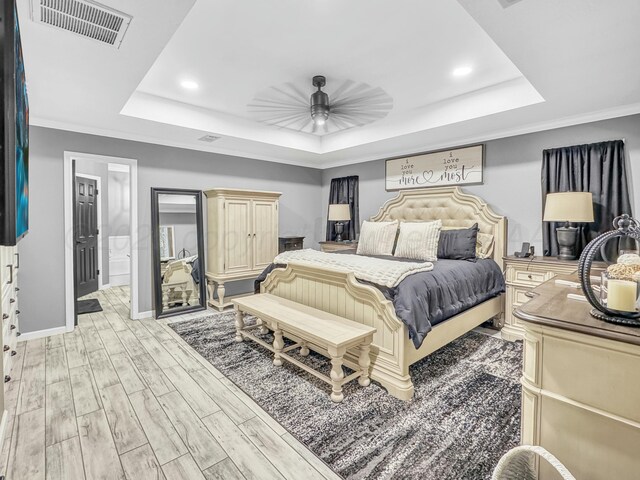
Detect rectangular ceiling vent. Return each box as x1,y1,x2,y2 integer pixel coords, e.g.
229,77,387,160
30,0,132,48
198,135,221,143
497,0,525,8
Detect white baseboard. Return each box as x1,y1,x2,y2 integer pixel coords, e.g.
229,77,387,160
110,274,130,287
18,325,69,342
134,310,153,320
99,283,111,290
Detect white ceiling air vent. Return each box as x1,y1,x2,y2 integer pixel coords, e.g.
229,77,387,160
497,0,525,8
30,0,132,48
198,135,220,143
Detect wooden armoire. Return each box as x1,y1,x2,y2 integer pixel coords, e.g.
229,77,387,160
204,188,281,310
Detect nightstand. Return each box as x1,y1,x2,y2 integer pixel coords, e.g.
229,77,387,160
319,241,358,253
279,236,305,253
503,256,584,341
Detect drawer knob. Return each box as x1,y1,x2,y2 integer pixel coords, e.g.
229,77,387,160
15,310,19,315
10,350,16,356
10,324,15,330
4,375,10,383
3,345,9,352
15,331,20,337
527,274,532,279
9,298,15,304
14,287,19,292
2,314,8,320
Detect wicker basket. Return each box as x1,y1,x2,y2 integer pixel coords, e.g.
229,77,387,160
491,445,576,480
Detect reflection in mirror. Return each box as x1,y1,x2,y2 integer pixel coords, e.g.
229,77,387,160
151,189,207,318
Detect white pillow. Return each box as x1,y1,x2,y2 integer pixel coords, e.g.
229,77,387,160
394,220,442,261
356,220,399,256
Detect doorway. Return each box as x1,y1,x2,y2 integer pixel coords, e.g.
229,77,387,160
64,152,140,331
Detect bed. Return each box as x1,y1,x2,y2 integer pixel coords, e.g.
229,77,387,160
259,187,507,400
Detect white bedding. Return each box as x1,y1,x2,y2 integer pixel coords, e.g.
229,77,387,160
273,249,434,288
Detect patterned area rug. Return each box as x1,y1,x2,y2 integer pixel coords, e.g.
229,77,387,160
170,312,522,480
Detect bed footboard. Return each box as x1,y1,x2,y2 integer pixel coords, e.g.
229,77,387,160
261,263,415,400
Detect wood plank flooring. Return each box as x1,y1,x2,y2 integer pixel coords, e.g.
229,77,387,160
0,286,341,480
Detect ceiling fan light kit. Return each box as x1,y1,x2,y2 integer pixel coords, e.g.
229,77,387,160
310,75,330,126
248,75,393,135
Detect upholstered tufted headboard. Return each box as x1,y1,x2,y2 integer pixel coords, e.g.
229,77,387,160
370,187,507,269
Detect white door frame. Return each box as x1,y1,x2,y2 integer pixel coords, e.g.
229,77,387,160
73,173,106,290
64,151,141,332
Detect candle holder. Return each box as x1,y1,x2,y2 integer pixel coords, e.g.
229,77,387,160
578,214,640,327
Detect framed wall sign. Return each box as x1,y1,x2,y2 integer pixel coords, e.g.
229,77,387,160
385,144,484,191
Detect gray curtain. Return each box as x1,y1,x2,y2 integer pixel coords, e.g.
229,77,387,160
326,176,359,241
541,140,632,258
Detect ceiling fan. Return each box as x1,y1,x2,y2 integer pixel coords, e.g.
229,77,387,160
248,75,393,135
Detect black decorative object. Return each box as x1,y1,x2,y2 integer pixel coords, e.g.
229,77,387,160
578,214,640,327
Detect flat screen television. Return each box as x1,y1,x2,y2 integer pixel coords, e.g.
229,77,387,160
0,0,28,245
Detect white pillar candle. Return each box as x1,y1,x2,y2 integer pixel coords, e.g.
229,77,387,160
607,279,638,312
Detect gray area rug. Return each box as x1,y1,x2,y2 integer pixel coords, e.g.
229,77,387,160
170,312,522,480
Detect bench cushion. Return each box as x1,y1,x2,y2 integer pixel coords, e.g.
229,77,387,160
233,294,376,349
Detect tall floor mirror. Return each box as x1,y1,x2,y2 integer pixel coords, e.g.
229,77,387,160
151,188,207,318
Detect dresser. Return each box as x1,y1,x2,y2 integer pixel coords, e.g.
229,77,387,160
319,241,358,253
502,256,585,341
204,188,281,311
515,275,640,480
278,236,304,253
1,246,19,383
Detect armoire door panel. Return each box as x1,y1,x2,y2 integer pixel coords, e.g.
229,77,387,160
252,201,277,269
224,200,252,272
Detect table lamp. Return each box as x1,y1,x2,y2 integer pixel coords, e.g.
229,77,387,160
543,192,594,260
328,204,351,242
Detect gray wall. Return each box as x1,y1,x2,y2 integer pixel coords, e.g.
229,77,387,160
18,114,640,334
19,126,323,334
75,158,110,281
321,114,640,255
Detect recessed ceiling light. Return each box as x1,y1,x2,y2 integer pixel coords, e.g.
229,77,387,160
452,66,473,77
180,80,199,90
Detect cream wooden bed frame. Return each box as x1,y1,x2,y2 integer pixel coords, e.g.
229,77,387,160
261,187,507,400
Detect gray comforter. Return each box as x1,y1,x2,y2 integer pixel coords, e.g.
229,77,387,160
255,254,505,349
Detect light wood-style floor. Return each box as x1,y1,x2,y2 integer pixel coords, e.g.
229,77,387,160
0,286,341,480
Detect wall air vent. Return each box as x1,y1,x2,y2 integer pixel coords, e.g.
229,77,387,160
198,135,220,143
30,0,132,48
497,0,525,7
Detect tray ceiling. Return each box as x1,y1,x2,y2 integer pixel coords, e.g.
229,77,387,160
20,0,640,168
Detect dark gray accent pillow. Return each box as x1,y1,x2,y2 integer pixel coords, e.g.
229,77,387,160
437,223,478,262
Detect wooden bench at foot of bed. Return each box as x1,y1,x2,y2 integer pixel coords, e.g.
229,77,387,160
232,294,377,403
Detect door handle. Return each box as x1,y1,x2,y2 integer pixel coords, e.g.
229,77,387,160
14,253,19,269
76,240,86,245
6,265,12,284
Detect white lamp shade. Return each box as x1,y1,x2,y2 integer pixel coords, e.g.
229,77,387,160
328,204,351,222
543,192,594,223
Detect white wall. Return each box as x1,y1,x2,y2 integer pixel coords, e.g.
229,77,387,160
320,114,640,255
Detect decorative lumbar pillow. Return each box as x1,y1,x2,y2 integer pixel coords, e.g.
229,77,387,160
438,223,478,261
393,220,442,261
356,220,399,256
476,232,495,259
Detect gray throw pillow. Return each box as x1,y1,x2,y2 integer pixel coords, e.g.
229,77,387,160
437,223,478,262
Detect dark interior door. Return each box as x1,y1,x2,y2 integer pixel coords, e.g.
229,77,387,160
75,176,99,298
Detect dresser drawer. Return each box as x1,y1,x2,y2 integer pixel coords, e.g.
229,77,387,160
513,269,547,285
513,286,532,306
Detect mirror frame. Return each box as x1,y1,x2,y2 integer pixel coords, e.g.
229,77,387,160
151,188,207,319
